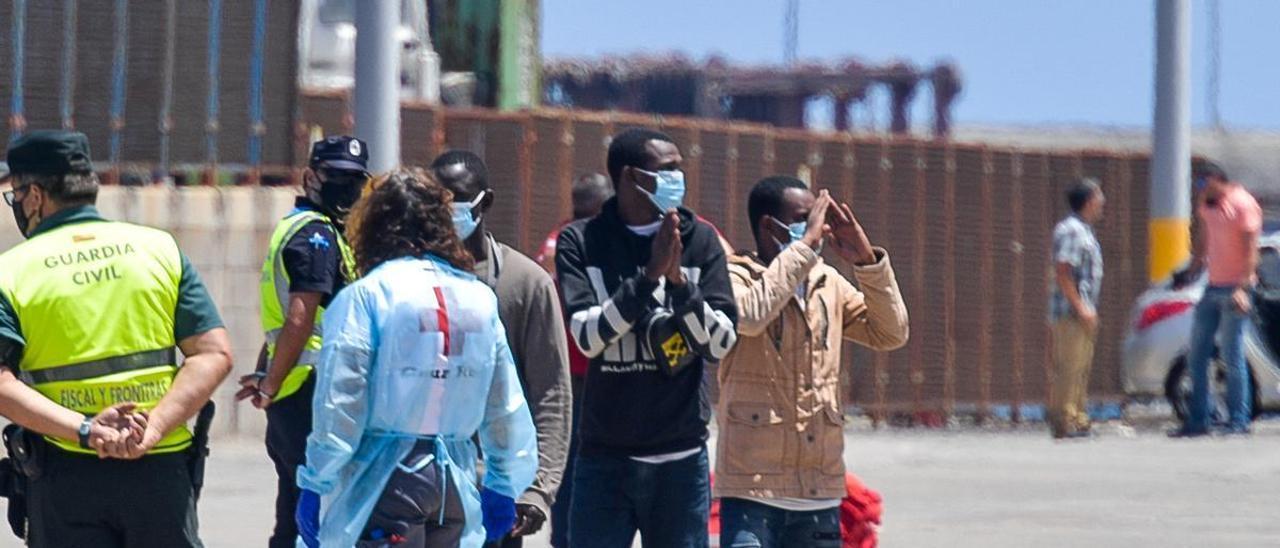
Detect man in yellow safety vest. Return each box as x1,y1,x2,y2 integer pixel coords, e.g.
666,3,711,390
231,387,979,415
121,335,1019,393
0,130,232,547
236,135,366,548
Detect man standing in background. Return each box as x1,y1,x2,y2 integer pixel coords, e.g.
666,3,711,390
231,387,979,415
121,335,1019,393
557,128,737,547
1172,161,1261,437
534,171,613,548
1048,178,1105,440
432,150,573,546
537,173,614,273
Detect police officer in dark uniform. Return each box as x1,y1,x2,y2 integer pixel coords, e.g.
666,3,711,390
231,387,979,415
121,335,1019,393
0,130,232,547
236,136,367,548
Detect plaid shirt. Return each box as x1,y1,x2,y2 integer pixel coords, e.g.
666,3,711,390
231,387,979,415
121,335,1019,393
1049,215,1103,321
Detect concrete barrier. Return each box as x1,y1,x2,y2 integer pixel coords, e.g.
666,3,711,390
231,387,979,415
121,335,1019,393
0,185,301,438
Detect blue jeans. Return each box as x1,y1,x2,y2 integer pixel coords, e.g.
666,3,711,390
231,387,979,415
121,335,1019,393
720,498,842,548
1187,285,1252,430
568,447,710,548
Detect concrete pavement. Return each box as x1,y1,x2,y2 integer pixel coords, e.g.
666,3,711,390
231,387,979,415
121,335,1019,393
1,420,1278,547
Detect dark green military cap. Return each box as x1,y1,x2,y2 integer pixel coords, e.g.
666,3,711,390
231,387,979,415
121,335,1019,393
1,130,93,182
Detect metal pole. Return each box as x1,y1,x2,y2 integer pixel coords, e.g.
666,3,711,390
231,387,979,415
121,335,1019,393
9,0,27,139
1149,0,1191,282
60,0,77,130
205,0,222,185
354,0,401,173
247,0,267,181
158,0,176,175
108,0,128,181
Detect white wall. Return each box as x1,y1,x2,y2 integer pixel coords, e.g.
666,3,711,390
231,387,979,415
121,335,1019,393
0,186,302,437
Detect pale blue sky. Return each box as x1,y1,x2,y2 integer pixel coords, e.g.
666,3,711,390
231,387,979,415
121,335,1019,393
542,0,1280,130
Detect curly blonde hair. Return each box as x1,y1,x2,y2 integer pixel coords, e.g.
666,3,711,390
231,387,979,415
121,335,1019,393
344,167,474,275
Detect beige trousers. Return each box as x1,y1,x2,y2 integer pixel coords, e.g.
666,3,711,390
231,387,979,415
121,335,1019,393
1049,317,1097,437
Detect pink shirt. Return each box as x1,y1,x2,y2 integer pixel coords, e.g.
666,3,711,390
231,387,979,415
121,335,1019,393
1199,185,1262,286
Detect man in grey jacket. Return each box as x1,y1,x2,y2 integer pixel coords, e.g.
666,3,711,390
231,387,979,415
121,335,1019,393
432,151,573,546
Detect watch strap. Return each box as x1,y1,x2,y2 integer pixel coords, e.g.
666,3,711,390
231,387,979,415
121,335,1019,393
78,417,93,449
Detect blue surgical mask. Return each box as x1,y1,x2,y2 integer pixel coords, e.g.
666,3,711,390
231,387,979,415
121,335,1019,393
771,217,822,254
634,168,686,215
451,191,486,240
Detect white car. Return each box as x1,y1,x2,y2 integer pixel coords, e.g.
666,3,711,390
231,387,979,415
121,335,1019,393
1121,231,1280,422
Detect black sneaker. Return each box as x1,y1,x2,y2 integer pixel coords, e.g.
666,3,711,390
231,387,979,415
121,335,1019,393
1167,426,1210,438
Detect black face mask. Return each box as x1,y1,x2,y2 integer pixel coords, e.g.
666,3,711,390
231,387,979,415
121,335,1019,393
320,181,364,218
9,188,33,238
314,169,368,220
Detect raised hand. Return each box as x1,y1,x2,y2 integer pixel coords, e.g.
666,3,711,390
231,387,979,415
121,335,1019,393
664,212,685,285
647,210,682,283
828,201,876,265
802,190,834,249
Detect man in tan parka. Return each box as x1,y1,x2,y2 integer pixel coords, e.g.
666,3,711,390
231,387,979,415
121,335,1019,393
715,176,909,548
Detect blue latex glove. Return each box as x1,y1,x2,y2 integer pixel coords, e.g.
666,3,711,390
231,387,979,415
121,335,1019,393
295,489,321,548
480,489,517,543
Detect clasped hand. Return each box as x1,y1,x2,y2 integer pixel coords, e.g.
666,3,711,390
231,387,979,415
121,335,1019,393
86,402,160,460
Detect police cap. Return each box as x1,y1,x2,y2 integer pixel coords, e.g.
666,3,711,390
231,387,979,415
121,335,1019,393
2,130,94,182
310,136,369,173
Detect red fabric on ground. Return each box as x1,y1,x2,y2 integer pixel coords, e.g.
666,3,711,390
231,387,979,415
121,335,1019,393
707,473,880,547
840,473,882,548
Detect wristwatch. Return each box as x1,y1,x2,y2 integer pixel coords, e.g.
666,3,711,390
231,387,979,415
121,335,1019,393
78,417,94,449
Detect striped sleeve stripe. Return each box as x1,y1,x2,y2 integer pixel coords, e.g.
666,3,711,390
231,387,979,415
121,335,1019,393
682,311,710,346
601,299,631,334
570,305,613,358
703,303,737,359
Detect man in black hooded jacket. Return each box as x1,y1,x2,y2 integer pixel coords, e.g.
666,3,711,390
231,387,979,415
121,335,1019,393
556,128,737,548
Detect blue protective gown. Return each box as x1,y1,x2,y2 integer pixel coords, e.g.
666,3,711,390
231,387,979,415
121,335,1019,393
296,255,538,547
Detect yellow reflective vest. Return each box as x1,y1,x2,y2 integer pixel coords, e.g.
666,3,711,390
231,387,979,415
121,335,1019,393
0,220,189,454
259,209,355,401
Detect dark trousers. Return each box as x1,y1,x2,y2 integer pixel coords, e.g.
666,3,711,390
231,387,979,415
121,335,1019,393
27,448,200,548
358,439,466,547
548,374,584,548
719,498,842,548
569,447,710,548
266,375,315,548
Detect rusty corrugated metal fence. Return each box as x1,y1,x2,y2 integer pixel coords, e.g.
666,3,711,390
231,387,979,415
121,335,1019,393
0,0,1152,421
297,97,1149,423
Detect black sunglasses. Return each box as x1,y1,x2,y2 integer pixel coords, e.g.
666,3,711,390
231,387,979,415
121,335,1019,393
3,187,20,206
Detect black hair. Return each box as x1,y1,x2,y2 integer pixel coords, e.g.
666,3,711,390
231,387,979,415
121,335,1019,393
606,128,675,183
1066,177,1101,213
430,149,489,191
19,172,99,207
571,172,613,219
748,176,809,233
1193,160,1229,182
